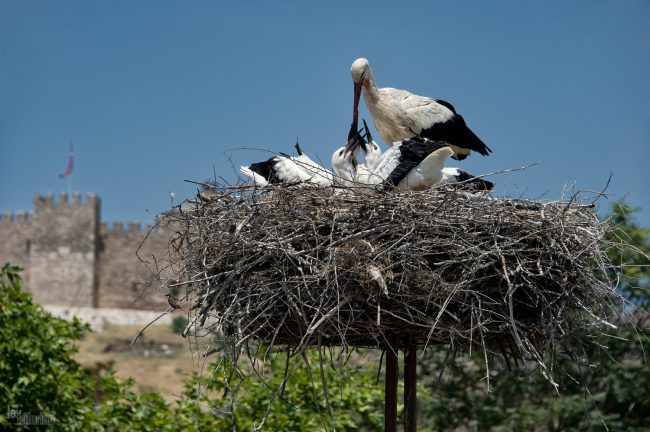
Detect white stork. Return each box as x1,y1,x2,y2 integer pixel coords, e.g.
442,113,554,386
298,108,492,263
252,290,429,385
292,141,335,186
240,140,334,187
239,142,333,187
440,167,494,191
241,125,362,188
240,152,319,187
350,58,492,161
350,119,454,191
332,126,365,188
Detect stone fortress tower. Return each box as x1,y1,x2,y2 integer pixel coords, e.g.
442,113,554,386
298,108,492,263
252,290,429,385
0,192,169,311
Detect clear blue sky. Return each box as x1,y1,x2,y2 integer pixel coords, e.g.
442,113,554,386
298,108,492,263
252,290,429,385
1,1,649,226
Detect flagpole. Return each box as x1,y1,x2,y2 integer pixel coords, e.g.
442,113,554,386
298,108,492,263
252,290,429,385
68,141,73,196
59,142,74,195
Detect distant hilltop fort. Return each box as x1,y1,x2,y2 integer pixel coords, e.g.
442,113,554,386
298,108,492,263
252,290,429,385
0,192,169,311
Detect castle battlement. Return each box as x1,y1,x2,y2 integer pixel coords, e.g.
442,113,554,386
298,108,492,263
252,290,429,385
1,211,32,224
1,192,169,311
33,192,99,209
108,221,124,234
100,220,151,235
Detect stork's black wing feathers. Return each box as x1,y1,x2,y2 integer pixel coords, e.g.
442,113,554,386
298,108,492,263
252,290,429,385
466,178,494,191
382,138,448,190
420,105,492,157
248,157,281,183
451,169,494,191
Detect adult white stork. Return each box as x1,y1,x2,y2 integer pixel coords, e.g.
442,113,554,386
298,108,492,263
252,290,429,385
350,58,492,161
350,119,454,191
240,143,333,187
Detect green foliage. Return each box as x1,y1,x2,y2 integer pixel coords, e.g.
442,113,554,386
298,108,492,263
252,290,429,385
605,202,650,307
79,373,200,432
415,324,650,432
0,263,94,430
0,263,386,430
182,349,386,431
170,315,188,334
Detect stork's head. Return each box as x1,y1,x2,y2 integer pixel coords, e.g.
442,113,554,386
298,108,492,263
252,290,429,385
343,122,366,159
351,58,371,123
332,145,359,187
332,123,365,186
350,58,370,84
361,119,382,171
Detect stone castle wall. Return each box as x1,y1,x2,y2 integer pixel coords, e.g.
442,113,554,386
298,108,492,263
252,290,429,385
0,210,33,283
97,221,169,310
0,193,169,310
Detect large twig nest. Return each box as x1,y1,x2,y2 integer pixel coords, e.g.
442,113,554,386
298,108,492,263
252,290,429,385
161,183,619,375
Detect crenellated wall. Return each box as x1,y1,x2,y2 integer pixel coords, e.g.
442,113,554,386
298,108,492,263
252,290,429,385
0,209,34,283
0,192,170,310
97,220,169,310
28,192,100,307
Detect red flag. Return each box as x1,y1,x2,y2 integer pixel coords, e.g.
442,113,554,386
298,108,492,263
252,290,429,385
59,144,74,179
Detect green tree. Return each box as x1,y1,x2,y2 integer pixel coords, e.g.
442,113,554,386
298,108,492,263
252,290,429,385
0,263,200,431
0,263,94,430
606,202,650,308
179,349,386,431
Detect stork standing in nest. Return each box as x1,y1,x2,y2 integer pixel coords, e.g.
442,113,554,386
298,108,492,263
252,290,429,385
350,57,492,161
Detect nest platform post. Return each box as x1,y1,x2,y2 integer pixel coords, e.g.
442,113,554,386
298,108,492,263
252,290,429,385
385,335,398,432
404,337,417,432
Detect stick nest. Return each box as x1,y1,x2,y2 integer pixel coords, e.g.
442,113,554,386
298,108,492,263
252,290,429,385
163,183,619,370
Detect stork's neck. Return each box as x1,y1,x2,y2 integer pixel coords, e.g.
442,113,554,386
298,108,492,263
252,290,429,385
362,70,379,104
365,144,383,171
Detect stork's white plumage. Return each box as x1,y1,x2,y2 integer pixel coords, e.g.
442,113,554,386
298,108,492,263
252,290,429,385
240,154,312,186
241,125,363,189
350,120,454,191
350,58,492,161
240,143,333,187
331,132,364,188
292,141,335,187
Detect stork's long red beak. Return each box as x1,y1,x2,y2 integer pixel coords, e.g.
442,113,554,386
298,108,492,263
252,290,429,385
353,82,362,121
349,81,362,141
353,81,362,116
343,135,361,157
362,118,373,143
344,125,365,157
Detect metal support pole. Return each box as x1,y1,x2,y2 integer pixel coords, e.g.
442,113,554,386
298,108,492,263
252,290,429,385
404,337,417,432
385,335,398,432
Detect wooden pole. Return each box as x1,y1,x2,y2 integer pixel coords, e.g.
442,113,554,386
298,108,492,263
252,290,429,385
404,337,417,432
385,335,398,432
